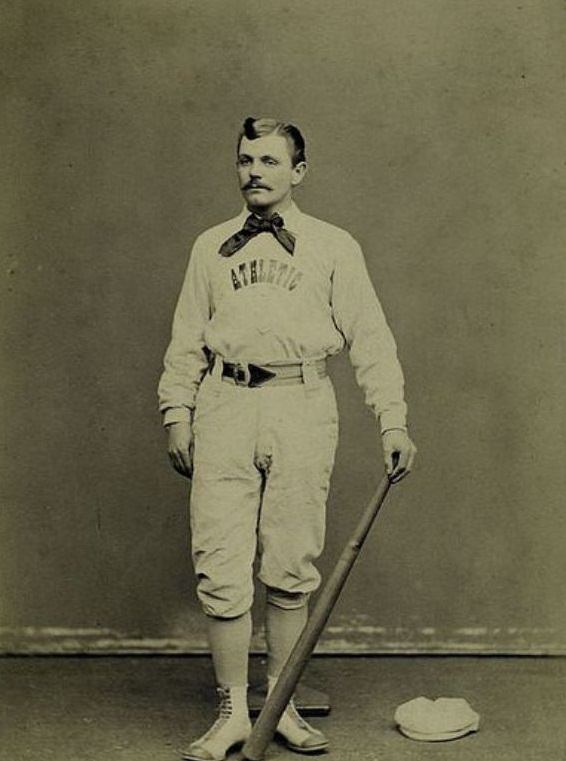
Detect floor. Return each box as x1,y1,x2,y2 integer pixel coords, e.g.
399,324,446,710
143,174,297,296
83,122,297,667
0,656,564,761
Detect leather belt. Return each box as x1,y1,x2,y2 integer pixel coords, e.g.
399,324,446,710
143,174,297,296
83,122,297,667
213,358,327,388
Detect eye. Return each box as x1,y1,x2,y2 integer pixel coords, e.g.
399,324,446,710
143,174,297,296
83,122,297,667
263,157,278,166
237,156,251,166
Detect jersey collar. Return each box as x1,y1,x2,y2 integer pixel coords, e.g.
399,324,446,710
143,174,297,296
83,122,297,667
237,201,304,236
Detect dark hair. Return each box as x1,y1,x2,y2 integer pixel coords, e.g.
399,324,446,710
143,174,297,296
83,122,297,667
238,116,307,167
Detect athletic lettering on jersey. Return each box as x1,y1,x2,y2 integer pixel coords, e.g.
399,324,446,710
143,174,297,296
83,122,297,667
230,258,303,292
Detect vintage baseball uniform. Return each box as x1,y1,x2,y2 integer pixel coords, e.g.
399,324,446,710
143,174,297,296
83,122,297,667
158,202,407,618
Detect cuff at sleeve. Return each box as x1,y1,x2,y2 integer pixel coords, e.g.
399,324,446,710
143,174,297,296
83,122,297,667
377,407,408,435
162,406,193,427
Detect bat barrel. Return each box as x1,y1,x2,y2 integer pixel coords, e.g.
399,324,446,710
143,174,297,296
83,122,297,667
241,476,392,760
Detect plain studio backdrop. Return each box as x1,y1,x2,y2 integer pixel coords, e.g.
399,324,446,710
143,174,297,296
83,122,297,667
1,0,565,655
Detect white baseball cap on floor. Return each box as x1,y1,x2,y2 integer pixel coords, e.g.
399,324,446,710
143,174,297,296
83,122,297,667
394,696,480,742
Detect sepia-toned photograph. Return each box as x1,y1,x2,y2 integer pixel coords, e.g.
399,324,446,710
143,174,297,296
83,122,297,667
1,2,565,760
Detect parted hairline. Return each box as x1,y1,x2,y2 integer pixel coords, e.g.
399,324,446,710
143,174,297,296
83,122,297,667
237,116,307,167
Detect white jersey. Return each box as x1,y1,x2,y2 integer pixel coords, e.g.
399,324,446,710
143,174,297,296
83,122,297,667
158,202,407,432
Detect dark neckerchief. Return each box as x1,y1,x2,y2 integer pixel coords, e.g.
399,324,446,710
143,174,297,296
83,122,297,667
219,212,296,257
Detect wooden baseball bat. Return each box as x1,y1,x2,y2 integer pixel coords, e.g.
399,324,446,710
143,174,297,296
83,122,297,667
241,474,393,760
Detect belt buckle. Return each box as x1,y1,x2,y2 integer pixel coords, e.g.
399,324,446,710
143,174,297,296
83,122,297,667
301,360,319,386
232,363,251,387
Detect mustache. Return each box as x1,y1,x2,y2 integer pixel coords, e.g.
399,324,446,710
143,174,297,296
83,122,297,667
243,181,272,191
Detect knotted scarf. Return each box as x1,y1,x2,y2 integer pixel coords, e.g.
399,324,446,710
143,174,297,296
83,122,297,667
219,213,296,257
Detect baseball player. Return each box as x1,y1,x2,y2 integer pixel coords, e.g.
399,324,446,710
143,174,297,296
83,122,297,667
158,116,416,761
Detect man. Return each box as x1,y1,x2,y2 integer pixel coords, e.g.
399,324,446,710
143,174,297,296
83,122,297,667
158,117,416,761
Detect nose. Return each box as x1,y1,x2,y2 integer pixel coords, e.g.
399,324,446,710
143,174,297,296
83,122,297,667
249,161,262,177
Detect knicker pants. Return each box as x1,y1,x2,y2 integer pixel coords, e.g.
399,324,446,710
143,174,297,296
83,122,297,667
189,370,339,618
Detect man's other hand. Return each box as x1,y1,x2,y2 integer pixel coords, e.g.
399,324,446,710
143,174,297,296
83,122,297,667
167,421,194,479
382,429,416,484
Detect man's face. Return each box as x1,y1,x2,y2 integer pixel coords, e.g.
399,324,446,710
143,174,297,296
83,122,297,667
237,134,306,213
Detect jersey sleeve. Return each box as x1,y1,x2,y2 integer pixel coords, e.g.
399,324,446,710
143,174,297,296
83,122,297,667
157,235,212,426
331,235,408,433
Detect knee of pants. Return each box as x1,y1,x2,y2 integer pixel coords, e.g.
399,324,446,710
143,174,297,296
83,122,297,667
196,575,254,619
265,585,310,610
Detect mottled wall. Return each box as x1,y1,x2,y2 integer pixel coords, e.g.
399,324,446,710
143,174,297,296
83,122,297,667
1,0,565,653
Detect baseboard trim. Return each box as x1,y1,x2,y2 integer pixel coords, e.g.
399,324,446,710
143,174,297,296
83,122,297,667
1,625,564,656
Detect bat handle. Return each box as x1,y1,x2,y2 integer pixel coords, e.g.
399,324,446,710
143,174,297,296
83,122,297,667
241,476,392,760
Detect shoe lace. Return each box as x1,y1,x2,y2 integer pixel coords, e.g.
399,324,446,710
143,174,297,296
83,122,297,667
197,688,233,743
218,688,233,720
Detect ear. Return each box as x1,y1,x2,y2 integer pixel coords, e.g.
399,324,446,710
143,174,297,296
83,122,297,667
291,161,308,187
